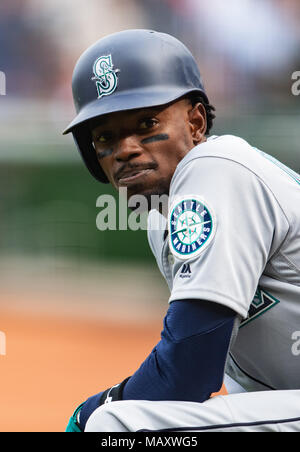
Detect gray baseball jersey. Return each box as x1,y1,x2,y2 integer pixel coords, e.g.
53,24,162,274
147,135,300,393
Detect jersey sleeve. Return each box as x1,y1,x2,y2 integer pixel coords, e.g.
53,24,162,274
168,156,289,319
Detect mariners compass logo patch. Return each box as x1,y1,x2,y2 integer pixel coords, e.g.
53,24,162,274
92,55,119,99
169,196,216,260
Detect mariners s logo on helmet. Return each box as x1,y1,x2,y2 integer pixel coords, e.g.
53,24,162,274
92,55,119,99
168,195,216,260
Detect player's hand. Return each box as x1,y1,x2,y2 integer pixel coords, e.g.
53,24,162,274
65,403,84,432
65,377,130,432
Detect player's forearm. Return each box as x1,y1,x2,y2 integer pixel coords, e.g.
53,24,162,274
123,299,236,402
78,300,236,430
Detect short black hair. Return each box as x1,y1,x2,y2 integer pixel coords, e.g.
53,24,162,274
188,92,216,136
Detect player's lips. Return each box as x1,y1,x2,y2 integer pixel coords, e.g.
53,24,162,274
115,165,156,186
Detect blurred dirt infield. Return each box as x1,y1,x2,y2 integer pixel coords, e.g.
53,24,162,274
0,258,226,432
0,305,162,431
0,305,226,432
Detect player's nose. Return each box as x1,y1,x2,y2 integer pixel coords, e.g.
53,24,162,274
114,135,143,162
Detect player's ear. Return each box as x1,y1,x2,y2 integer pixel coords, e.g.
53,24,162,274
188,102,207,145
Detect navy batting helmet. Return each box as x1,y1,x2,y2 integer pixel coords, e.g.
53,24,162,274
63,29,208,183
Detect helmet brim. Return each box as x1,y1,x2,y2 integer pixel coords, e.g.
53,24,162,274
63,86,208,135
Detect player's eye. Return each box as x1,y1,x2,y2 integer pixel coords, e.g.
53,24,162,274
138,118,158,130
95,131,114,143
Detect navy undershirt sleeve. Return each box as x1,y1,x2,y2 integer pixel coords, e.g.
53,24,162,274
79,299,236,430
123,299,236,401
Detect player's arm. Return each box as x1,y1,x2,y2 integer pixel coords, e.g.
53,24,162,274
70,298,237,431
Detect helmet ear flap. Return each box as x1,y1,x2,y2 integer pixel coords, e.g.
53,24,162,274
72,125,109,184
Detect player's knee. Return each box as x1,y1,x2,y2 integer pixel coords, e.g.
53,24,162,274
84,401,131,432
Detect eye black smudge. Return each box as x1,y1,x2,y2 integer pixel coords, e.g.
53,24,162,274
141,134,169,145
97,149,113,159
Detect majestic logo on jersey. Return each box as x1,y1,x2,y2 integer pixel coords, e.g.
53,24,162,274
92,55,119,99
168,196,216,260
240,288,280,327
180,263,191,278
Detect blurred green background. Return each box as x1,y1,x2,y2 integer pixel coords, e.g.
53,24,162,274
0,161,153,263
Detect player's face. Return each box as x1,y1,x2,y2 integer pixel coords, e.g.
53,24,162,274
91,98,206,202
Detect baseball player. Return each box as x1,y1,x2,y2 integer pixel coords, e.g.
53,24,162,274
63,30,300,432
